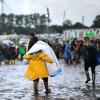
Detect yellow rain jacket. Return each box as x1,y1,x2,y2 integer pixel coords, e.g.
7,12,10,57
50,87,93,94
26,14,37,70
23,52,53,80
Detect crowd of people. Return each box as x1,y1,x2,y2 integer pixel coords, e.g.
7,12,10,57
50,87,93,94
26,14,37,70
51,38,100,66
0,43,26,65
1,36,100,66
52,37,100,86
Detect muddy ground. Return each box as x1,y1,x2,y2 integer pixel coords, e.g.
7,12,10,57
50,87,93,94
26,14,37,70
0,60,100,100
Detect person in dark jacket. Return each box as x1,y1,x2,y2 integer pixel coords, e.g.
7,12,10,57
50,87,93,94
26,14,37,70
81,37,97,85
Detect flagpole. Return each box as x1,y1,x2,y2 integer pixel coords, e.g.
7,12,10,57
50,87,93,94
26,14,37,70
47,7,50,38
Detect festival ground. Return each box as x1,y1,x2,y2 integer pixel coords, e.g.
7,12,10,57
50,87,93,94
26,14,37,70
0,60,100,100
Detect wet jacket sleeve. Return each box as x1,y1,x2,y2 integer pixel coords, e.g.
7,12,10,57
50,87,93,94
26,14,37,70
23,54,31,59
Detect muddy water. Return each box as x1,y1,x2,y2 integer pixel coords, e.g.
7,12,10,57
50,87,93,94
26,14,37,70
0,60,100,100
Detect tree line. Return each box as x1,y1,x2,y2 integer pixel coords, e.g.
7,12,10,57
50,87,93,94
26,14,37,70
0,13,100,35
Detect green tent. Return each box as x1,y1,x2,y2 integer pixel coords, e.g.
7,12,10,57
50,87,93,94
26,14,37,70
85,31,94,37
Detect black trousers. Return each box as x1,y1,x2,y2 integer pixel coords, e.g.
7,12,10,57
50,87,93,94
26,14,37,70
34,77,48,82
84,61,96,74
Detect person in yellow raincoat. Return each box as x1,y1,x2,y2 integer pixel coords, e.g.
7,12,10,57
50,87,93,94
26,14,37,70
23,35,53,95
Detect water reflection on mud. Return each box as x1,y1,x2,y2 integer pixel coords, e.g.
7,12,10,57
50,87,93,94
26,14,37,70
0,60,100,99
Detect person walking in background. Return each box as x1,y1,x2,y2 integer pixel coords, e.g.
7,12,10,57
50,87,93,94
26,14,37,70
96,39,100,66
53,39,61,59
96,39,100,52
64,40,72,64
70,39,80,64
0,45,3,65
81,37,97,85
18,45,26,61
23,35,53,95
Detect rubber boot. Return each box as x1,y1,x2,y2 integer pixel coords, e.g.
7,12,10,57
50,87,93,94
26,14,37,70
92,74,95,86
34,81,38,95
44,81,51,94
85,71,90,83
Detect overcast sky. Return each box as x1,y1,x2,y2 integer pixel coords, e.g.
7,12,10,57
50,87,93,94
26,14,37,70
0,0,100,26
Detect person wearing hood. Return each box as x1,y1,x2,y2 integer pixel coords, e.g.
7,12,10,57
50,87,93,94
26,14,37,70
23,35,53,95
